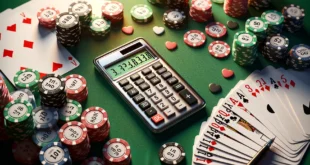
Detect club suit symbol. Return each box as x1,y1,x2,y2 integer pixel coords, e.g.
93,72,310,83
224,119,230,123
214,134,220,139
267,104,275,114
303,102,310,115
230,116,237,121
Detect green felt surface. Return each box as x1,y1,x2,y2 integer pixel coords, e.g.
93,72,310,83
1,0,310,164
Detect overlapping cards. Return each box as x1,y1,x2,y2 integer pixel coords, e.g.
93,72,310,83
192,66,310,165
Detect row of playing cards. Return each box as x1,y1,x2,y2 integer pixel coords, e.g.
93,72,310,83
192,66,310,165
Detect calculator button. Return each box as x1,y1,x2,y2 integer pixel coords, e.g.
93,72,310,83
175,102,186,112
142,68,152,75
179,89,198,106
156,83,167,91
157,67,167,75
139,100,151,111
150,77,161,85
145,108,157,118
162,89,173,98
168,95,180,104
146,73,156,80
167,77,178,85
161,71,172,80
163,109,176,118
139,82,150,91
119,79,129,87
133,94,145,104
152,62,163,70
145,88,156,98
151,114,164,125
123,84,133,91
127,88,139,97
130,74,140,81
157,101,169,111
173,83,185,92
151,95,162,104
134,78,145,85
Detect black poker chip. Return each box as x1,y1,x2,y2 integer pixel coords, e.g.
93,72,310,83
159,142,185,165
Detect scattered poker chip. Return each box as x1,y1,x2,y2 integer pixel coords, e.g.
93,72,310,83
208,41,230,58
205,22,227,38
131,4,153,23
10,89,36,108
190,0,213,23
209,83,222,93
37,7,60,29
249,0,271,10
65,74,88,103
227,20,239,29
165,41,178,50
13,139,40,165
261,10,284,35
183,30,206,47
163,9,186,29
286,44,310,70
68,1,92,28
262,34,289,62
245,17,268,46
122,26,134,35
82,157,105,165
32,106,59,129
14,68,40,94
224,0,248,18
56,12,81,47
282,4,305,33
158,142,185,165
222,68,235,79
103,138,131,164
32,128,60,147
102,1,124,23
39,142,72,165
89,16,111,38
58,99,82,124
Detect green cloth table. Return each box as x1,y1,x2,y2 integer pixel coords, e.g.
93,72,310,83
1,0,310,164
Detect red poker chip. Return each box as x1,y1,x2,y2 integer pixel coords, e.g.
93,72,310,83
208,41,231,58
37,7,59,24
82,157,105,165
65,74,87,95
81,106,108,129
58,121,88,146
205,22,227,38
183,30,206,47
12,139,40,165
103,138,131,163
102,1,123,16
191,0,212,12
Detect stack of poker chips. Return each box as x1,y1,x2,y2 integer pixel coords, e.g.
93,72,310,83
101,1,124,24
189,0,213,23
58,99,83,125
12,139,40,165
65,74,88,103
89,16,111,39
81,107,110,142
14,68,40,96
147,0,189,10
286,44,310,70
59,121,91,162
261,10,284,35
4,100,35,140
224,0,248,18
245,17,268,47
0,76,12,140
32,128,60,148
248,0,271,11
103,138,132,165
39,142,72,165
130,4,153,23
282,4,305,33
11,89,36,108
56,12,81,47
262,34,289,62
37,7,60,29
163,9,187,29
38,74,67,108
68,1,92,29
32,106,59,130
232,31,258,66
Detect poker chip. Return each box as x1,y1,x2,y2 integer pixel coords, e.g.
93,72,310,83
39,74,67,108
282,4,305,33
131,4,153,23
0,77,12,140
224,0,248,18
65,74,88,103
37,7,60,29
81,106,110,142
82,157,105,165
245,17,268,46
147,0,189,10
32,128,60,148
12,139,40,165
205,22,227,38
14,68,40,95
102,1,124,23
102,138,131,165
262,34,289,62
11,89,36,109
58,121,90,162
89,16,111,39
183,30,206,47
163,9,186,29
68,1,92,29
208,41,231,58
286,44,310,70
58,99,82,125
190,0,213,23
158,142,185,165
249,0,271,10
39,142,72,165
261,10,284,35
32,106,59,129
56,12,81,47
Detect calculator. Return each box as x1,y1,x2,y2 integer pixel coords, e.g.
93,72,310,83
93,38,206,133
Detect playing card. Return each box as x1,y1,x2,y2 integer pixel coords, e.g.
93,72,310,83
191,145,227,165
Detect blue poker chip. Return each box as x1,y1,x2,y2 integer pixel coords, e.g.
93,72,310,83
32,106,59,129
39,142,72,165
32,127,60,147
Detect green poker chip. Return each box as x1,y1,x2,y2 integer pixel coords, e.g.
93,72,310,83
90,16,111,32
58,99,82,122
246,17,268,33
14,68,40,89
130,4,153,22
261,10,284,26
4,99,33,123
233,31,257,47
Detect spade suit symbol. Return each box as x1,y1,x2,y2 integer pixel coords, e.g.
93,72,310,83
267,104,275,114
243,98,249,103
274,84,279,89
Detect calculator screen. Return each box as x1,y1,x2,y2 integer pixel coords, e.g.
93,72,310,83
106,50,156,80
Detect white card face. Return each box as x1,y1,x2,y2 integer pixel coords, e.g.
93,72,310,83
191,145,229,165
286,68,310,85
